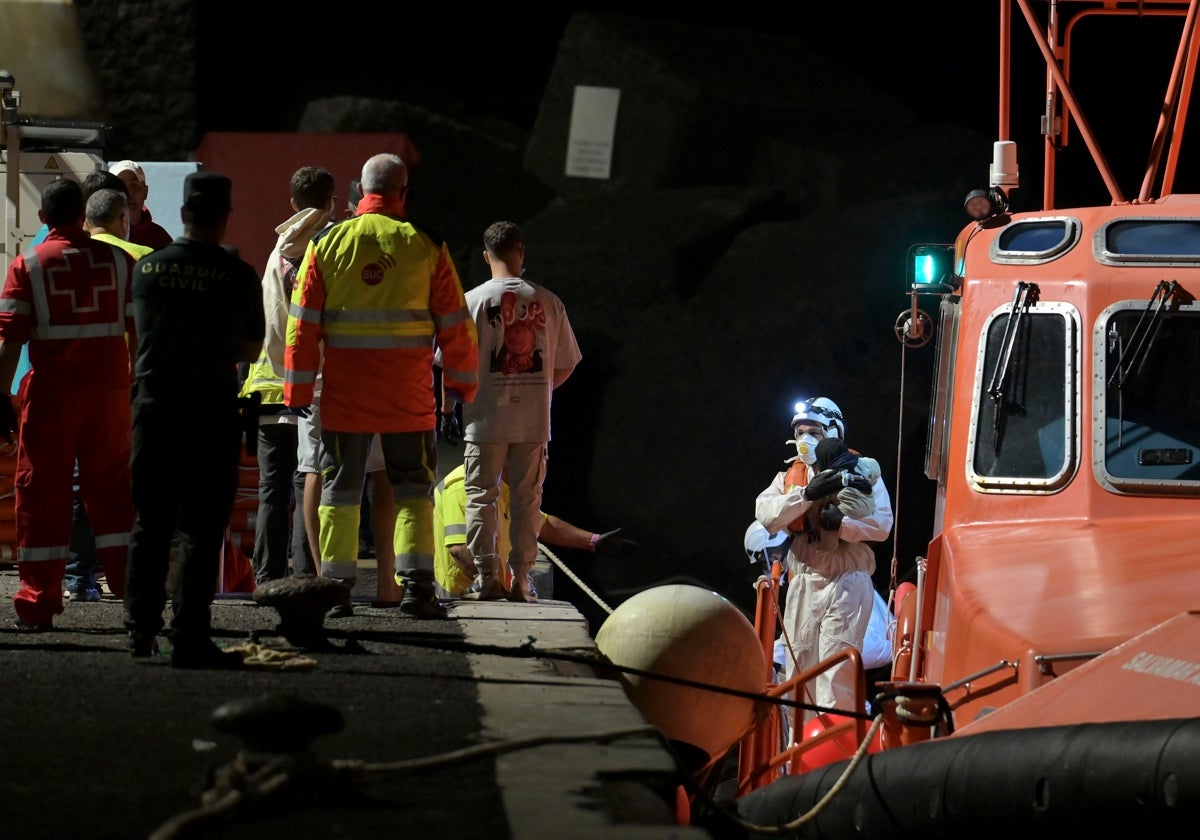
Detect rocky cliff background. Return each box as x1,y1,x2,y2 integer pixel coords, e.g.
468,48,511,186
12,2,997,627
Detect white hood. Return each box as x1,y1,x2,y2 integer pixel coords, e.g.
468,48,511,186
274,207,332,262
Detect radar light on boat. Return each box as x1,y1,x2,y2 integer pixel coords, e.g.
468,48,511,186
907,243,960,293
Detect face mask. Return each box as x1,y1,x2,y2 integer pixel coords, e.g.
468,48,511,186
795,433,820,465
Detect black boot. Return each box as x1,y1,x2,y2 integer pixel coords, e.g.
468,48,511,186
399,569,449,620
129,630,160,658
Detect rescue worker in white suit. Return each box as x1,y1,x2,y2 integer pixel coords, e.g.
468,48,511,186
754,397,893,724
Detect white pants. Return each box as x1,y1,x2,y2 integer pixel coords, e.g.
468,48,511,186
781,567,874,725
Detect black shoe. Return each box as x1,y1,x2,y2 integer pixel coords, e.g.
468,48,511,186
325,603,354,620
170,638,245,670
397,568,449,620
399,596,449,620
130,632,160,658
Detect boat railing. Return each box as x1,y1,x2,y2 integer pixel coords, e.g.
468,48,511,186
737,567,870,795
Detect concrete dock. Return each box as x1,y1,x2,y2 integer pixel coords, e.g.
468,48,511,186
0,563,708,839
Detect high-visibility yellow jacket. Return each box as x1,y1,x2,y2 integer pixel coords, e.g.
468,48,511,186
433,464,487,596
283,194,478,432
434,463,549,596
239,354,284,406
241,208,330,409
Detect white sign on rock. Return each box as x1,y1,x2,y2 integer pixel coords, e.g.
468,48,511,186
565,86,620,179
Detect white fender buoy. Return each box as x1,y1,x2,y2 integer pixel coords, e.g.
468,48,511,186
595,584,765,771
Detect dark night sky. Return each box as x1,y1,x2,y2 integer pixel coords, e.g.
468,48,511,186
197,7,997,136
194,5,1197,210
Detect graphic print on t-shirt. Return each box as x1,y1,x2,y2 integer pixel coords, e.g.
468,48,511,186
280,254,299,298
487,290,545,375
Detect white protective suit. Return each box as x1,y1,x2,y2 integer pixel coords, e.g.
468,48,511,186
773,588,893,672
755,455,893,722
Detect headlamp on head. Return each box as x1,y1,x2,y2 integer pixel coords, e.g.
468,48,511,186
790,400,824,430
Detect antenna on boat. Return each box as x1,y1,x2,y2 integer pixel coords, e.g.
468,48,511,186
990,140,1019,197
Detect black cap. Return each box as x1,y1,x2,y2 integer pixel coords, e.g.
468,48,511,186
183,171,232,215
815,437,855,471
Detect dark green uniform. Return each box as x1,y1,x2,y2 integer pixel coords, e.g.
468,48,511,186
124,236,263,655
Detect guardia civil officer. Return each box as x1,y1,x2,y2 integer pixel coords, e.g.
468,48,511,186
123,172,265,668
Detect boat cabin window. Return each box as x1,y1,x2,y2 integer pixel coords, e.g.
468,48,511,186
1094,299,1200,493
1095,218,1200,266
989,218,1080,265
967,301,1079,492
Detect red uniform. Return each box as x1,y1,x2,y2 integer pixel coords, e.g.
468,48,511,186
0,227,136,625
128,207,172,250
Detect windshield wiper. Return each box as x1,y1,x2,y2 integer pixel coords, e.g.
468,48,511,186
1107,279,1179,390
986,281,1038,450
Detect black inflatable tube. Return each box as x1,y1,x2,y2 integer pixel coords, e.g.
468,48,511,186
732,718,1200,838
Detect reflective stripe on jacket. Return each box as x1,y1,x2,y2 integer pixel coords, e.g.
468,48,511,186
283,201,478,432
0,229,135,381
239,352,284,405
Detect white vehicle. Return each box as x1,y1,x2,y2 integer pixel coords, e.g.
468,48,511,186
1,69,109,275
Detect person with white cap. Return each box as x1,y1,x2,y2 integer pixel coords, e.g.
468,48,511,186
753,396,893,724
108,159,172,249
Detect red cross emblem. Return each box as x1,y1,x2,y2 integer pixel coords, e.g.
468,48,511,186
45,248,118,313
